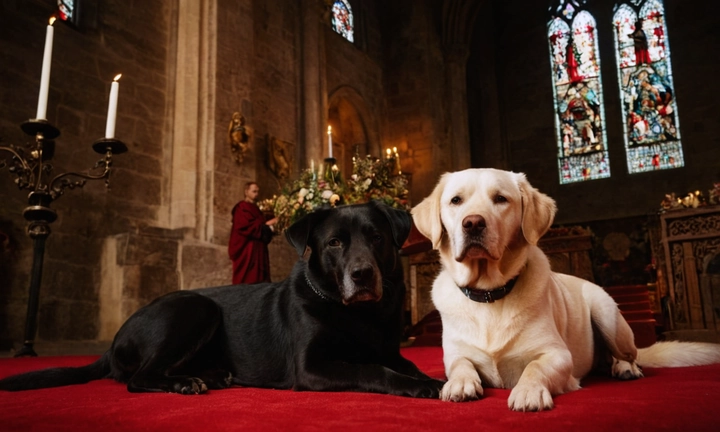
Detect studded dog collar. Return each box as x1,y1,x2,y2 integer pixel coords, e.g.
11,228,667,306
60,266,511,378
304,272,335,303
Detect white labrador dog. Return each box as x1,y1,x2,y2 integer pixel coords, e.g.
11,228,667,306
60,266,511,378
412,168,720,411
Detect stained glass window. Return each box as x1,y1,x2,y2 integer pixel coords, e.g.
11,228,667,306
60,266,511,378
613,0,683,173
331,0,354,43
57,1,79,26
548,1,610,184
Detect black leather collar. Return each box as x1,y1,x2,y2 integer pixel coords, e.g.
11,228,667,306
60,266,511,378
459,275,519,303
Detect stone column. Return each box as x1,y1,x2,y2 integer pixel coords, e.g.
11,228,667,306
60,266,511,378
167,0,203,230
301,0,327,165
444,44,471,171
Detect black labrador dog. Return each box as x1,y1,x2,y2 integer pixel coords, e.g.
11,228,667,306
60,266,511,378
0,201,444,398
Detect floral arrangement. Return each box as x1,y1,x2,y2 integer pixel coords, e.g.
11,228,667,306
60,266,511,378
258,154,409,232
659,183,720,211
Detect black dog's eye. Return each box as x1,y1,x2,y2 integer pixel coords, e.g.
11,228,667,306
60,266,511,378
371,234,383,244
328,238,341,247
494,194,508,204
450,196,462,205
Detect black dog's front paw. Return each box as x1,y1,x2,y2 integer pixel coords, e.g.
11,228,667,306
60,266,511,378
408,378,445,399
200,369,233,389
174,377,208,395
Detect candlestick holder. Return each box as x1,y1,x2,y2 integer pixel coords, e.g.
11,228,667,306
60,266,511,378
323,157,343,187
0,118,127,357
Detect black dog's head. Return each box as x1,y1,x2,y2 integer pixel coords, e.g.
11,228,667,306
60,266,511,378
286,201,411,305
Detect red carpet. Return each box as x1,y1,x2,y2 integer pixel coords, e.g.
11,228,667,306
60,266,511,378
1,347,719,431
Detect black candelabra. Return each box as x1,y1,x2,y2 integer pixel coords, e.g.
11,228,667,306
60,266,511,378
0,118,127,357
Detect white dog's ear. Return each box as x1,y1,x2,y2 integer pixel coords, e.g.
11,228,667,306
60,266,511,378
517,174,557,245
411,174,448,249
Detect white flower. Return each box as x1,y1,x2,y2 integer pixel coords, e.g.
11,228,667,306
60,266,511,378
363,178,372,188
322,190,333,200
351,174,358,181
298,188,309,197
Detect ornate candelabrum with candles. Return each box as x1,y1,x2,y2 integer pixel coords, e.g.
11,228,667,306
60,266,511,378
0,18,127,357
0,120,127,358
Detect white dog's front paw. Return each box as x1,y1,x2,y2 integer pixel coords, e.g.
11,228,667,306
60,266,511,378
440,375,483,402
508,382,554,411
612,358,643,380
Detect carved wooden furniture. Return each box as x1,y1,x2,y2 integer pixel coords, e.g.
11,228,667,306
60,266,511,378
657,205,720,330
537,230,595,283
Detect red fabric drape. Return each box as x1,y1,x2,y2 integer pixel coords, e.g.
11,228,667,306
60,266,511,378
228,201,271,284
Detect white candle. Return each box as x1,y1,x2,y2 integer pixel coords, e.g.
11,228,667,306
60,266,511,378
327,125,333,158
394,147,401,174
105,74,122,138
36,17,56,120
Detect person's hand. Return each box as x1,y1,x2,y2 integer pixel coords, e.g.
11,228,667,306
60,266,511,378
265,217,278,226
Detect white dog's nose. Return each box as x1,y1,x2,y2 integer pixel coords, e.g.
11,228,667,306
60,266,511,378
462,215,486,234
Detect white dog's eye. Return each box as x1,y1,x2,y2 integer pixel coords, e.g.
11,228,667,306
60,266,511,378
450,196,463,205
494,194,508,204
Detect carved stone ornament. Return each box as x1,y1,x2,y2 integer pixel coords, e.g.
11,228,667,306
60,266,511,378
267,134,294,179
228,112,251,164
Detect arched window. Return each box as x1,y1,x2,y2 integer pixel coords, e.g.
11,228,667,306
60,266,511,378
548,1,611,184
613,0,683,173
331,0,354,43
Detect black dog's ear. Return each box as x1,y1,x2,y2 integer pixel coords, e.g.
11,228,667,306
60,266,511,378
285,212,312,256
285,209,329,256
373,201,412,248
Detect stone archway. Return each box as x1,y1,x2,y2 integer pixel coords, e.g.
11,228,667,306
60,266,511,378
327,86,380,175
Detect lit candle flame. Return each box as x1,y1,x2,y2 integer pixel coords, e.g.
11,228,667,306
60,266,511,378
49,17,56,26
328,125,332,134
114,74,122,82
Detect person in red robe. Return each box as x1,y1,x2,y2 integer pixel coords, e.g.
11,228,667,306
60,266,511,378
228,182,277,284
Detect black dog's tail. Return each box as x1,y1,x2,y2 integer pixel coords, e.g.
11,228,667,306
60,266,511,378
0,351,111,391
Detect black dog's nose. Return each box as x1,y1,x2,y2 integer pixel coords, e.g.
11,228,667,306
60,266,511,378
351,266,375,283
462,215,486,234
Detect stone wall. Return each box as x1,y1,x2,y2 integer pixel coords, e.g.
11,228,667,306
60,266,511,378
381,0,453,206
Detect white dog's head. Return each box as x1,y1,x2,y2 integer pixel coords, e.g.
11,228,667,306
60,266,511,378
412,169,556,289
